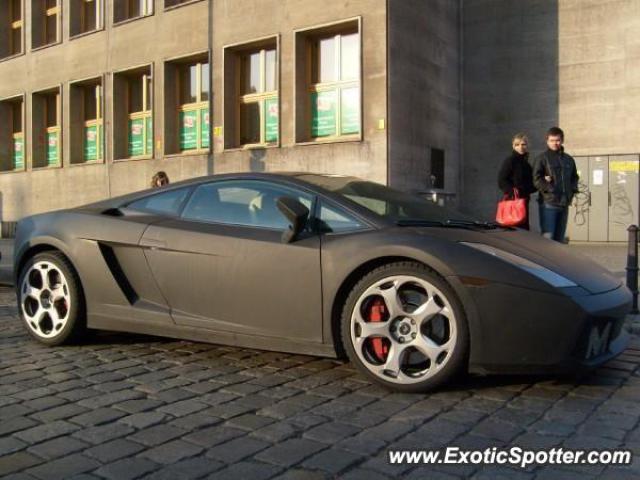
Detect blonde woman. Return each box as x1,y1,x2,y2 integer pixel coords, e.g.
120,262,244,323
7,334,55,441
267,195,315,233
497,133,535,229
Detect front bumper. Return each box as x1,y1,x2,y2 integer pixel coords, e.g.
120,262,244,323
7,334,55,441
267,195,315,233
464,281,631,374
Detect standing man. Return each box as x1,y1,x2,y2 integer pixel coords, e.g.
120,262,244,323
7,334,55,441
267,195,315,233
533,127,579,242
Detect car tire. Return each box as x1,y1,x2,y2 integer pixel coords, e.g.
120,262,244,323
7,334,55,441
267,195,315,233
17,251,86,346
341,261,469,392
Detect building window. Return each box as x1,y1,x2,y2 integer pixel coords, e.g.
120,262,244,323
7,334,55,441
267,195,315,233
33,88,61,168
70,0,103,36
32,0,60,49
239,47,278,146
165,56,210,154
296,21,360,142
430,148,445,189
113,67,153,160
223,40,278,149
178,61,209,151
0,97,25,172
0,0,23,59
114,0,153,23
70,79,103,164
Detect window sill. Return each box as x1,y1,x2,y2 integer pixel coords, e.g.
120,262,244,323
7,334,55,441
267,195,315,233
0,52,25,64
295,136,362,147
69,27,105,41
164,0,206,12
114,155,154,162
31,40,62,53
223,144,279,153
113,14,154,28
0,168,26,175
164,150,210,159
32,164,62,171
69,159,104,167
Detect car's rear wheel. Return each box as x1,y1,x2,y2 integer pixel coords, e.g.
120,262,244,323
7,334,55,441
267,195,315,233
341,262,468,392
18,251,86,346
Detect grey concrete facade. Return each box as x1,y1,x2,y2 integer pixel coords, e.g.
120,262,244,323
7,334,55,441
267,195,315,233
2,0,640,229
462,0,640,219
388,0,462,195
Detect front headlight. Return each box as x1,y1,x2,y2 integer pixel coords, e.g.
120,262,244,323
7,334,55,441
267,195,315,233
460,242,577,288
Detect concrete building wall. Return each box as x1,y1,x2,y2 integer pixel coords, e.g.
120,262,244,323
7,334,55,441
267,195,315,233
462,0,560,218
462,0,640,219
0,0,210,221
211,0,388,184
557,0,640,157
388,0,462,196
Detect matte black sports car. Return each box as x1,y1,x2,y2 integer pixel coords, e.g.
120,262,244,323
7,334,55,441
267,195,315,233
14,173,631,392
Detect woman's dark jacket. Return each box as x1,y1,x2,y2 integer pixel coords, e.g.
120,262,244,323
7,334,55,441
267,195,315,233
498,151,535,197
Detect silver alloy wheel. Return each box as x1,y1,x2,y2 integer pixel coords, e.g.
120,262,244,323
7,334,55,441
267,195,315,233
20,261,71,339
350,275,457,385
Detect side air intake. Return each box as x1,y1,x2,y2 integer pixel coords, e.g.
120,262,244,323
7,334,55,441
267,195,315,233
98,243,139,305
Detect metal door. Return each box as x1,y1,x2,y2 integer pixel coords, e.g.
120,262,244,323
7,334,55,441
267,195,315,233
568,156,590,241
609,155,639,242
588,156,609,242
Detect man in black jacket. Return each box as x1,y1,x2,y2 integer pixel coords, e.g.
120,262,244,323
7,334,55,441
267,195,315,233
532,127,579,242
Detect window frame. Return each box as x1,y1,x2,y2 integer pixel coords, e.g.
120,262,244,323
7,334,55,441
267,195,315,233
70,76,105,165
44,0,60,46
70,0,104,38
176,60,210,153
113,0,154,26
0,94,26,173
294,18,363,145
222,35,280,151
236,46,279,148
10,0,23,56
126,71,153,159
32,86,63,170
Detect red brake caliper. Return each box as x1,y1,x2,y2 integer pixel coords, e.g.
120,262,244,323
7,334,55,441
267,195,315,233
368,298,389,362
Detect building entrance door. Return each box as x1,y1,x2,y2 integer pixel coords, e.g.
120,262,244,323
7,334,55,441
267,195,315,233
568,155,639,242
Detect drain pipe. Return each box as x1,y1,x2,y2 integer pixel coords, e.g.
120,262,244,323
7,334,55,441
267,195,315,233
627,225,639,314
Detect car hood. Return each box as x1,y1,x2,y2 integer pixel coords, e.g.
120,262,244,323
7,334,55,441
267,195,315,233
407,226,622,294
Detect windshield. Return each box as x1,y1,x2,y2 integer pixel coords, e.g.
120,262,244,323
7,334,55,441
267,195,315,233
298,175,475,223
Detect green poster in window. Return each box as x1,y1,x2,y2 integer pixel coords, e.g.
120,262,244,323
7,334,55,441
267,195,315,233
200,108,210,149
145,116,153,156
179,110,198,150
46,131,59,166
311,90,337,138
84,125,98,161
13,137,24,170
129,118,144,157
264,98,279,143
341,87,360,135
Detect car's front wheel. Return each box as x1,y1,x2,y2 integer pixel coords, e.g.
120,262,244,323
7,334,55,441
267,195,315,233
17,251,86,346
341,262,468,392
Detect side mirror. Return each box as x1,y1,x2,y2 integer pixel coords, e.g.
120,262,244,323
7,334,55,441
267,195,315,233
276,196,310,243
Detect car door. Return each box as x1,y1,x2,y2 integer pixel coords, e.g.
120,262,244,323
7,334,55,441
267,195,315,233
140,179,323,342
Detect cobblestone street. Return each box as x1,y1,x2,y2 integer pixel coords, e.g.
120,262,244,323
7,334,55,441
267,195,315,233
2,286,640,479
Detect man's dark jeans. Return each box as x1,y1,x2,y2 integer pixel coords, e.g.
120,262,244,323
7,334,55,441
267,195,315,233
540,204,569,242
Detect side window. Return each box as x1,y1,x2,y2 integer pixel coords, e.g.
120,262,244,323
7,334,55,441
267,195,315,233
318,201,366,233
182,180,313,229
127,187,191,215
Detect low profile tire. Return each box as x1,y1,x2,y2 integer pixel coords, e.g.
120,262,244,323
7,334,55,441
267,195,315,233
341,261,469,393
17,251,86,346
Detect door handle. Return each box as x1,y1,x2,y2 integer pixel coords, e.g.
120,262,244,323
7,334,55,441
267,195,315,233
141,238,167,249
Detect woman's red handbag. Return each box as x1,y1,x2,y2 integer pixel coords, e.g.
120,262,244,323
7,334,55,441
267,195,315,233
496,189,527,226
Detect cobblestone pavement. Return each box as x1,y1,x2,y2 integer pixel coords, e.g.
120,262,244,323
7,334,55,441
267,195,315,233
2,287,640,479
